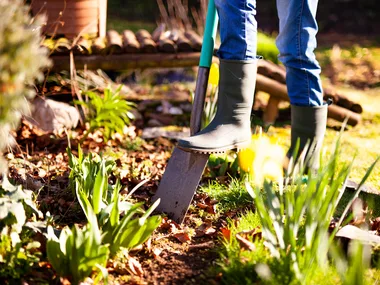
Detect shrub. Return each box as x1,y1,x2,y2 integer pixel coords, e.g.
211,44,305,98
0,0,50,171
0,178,42,281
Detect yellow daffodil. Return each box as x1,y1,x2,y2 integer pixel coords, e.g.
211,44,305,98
238,147,255,173
238,133,286,185
208,62,219,86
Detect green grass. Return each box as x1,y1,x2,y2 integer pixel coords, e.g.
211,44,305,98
214,210,345,285
200,179,253,214
107,17,156,33
214,210,269,285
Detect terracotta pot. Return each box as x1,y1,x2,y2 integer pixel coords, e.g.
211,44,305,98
31,0,107,38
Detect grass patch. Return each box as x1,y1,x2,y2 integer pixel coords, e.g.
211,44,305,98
215,210,344,285
215,210,268,285
200,179,253,214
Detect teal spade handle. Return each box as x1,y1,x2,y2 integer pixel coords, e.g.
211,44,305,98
199,0,218,68
190,0,218,135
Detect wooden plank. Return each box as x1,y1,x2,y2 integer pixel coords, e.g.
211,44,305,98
98,0,107,38
50,52,212,71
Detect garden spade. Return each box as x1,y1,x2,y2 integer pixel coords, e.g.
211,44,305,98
152,0,218,224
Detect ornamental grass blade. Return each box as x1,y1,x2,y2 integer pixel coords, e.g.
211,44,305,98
110,180,121,227
337,156,380,228
92,161,107,214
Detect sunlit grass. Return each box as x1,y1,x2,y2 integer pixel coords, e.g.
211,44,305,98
200,179,252,214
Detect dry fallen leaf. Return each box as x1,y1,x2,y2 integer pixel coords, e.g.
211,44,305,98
236,233,256,251
196,202,208,209
173,232,191,243
238,227,262,241
128,256,144,277
220,228,231,241
153,248,162,258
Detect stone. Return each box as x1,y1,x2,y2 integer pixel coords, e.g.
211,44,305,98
25,97,80,132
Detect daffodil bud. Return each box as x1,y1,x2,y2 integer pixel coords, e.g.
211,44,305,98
208,62,219,86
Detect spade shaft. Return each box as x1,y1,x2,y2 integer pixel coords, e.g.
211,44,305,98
152,1,218,223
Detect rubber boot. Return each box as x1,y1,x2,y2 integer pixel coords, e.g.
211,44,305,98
178,59,258,153
287,104,328,172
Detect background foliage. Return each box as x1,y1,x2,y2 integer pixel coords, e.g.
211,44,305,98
108,0,380,35
0,0,50,170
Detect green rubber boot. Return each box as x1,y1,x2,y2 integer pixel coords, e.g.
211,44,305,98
178,59,258,153
287,104,328,172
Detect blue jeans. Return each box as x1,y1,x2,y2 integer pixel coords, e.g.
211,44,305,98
214,0,323,106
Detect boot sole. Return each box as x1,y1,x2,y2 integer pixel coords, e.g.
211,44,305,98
177,140,251,154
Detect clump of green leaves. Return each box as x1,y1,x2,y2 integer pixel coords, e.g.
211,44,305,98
77,183,161,256
207,153,238,178
75,86,135,142
67,145,115,198
46,204,109,285
0,178,42,280
67,146,161,257
0,0,50,170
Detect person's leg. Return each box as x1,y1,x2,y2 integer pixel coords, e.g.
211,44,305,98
276,0,327,170
178,0,259,153
216,0,257,61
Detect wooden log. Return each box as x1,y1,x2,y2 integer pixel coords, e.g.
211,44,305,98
351,103,363,114
176,32,193,52
158,38,177,53
106,30,123,54
155,31,177,53
263,96,281,126
122,30,141,53
257,60,363,114
52,38,71,55
257,60,286,84
255,74,361,126
327,104,362,126
91,37,106,54
184,30,202,51
135,29,157,53
323,92,363,114
73,38,91,55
